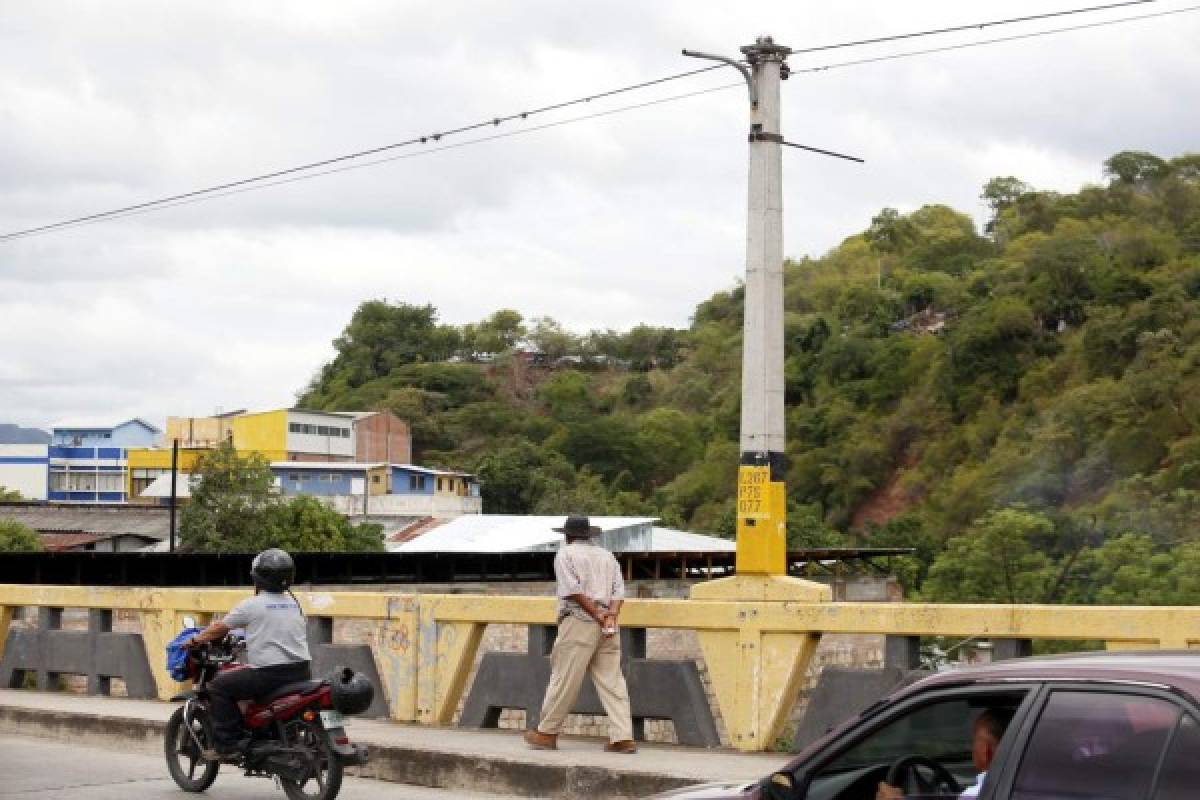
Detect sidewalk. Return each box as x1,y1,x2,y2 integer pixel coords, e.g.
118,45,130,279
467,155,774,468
0,689,785,799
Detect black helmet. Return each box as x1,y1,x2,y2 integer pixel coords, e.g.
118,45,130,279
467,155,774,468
329,667,374,716
250,548,295,593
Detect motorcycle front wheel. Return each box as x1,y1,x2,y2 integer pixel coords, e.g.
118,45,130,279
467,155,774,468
164,705,220,792
280,720,343,800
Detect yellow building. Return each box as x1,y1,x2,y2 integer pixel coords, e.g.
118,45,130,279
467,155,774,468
165,410,243,448
230,409,357,462
126,447,209,503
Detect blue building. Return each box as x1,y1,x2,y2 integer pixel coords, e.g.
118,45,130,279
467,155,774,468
271,462,389,498
48,419,161,503
390,464,480,498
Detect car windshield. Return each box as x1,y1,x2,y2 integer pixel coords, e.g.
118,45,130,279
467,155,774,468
804,690,1027,800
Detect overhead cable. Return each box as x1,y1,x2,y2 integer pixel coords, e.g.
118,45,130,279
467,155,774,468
788,0,1156,55
791,3,1200,75
2,1,1195,242
0,64,726,242
2,84,744,237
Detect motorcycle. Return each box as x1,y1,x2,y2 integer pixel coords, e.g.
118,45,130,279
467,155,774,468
163,621,371,800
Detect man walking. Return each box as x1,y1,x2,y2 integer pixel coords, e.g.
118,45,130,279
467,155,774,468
524,515,637,754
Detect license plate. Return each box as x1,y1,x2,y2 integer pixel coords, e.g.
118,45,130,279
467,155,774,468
319,710,344,728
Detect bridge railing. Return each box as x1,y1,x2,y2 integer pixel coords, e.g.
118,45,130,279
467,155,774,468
1,584,1196,751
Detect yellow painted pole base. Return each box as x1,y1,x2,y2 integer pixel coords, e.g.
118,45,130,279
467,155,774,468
691,575,830,751
735,465,787,575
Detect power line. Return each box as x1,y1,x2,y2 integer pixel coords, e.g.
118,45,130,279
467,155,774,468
2,1,1195,242
789,0,1156,55
2,83,745,238
792,3,1200,75
0,63,726,242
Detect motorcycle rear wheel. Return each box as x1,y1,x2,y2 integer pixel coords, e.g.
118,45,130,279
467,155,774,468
165,705,220,792
280,720,343,800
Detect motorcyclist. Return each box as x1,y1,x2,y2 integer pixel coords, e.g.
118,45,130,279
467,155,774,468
184,548,311,761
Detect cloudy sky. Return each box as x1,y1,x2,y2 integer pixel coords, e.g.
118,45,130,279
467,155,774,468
2,1,1198,431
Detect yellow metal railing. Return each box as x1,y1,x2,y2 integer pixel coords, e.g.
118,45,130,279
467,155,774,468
1,583,1197,751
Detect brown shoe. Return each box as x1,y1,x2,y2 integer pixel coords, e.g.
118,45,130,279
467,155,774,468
524,729,558,750
604,739,638,754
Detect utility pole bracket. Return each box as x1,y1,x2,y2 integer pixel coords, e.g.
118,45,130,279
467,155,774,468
682,48,757,106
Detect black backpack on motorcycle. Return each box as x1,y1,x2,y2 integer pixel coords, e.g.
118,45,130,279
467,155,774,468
329,667,374,715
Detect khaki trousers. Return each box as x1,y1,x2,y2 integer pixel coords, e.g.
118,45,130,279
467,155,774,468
536,615,634,743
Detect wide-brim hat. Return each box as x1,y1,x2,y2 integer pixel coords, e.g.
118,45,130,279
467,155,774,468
553,515,602,537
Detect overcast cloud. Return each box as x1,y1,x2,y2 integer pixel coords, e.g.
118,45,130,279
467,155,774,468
2,1,1198,430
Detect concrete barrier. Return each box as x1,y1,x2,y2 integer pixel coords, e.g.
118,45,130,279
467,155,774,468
3,581,1200,751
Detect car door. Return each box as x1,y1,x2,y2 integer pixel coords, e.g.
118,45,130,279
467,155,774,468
989,683,1195,800
787,684,1039,800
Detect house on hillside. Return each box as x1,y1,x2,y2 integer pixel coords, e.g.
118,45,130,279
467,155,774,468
890,308,952,336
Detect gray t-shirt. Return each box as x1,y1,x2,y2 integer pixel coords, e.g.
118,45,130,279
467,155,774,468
222,592,310,668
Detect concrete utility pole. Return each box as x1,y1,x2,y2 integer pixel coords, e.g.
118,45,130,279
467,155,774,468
736,37,790,576
686,36,792,575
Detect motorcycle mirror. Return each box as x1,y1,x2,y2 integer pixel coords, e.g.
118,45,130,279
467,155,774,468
182,615,197,629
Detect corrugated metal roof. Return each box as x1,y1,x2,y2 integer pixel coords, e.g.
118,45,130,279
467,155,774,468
390,516,734,555
1,504,170,539
646,527,736,552
392,515,654,553
389,464,476,478
270,462,386,471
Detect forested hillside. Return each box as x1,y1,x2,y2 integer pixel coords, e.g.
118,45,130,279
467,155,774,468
300,150,1200,603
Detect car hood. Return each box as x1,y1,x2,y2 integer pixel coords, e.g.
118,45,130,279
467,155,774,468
650,781,761,800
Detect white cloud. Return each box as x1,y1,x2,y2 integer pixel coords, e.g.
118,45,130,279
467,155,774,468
1,0,1198,428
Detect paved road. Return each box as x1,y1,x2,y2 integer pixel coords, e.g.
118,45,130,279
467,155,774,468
0,735,522,800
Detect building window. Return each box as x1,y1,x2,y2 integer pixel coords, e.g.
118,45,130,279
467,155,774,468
97,473,124,493
50,471,69,491
341,428,351,438
288,474,299,482
299,473,312,481
131,468,169,497
69,473,98,492
409,475,422,490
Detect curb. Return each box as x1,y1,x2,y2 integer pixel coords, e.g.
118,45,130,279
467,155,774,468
0,704,700,799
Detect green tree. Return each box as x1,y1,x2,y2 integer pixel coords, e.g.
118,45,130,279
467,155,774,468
636,408,702,487
466,309,526,354
0,486,23,503
473,440,573,514
304,300,460,398
261,495,383,553
867,207,916,254
180,443,381,552
0,517,42,552
981,176,1030,238
527,316,578,362
1104,150,1170,185
923,509,1058,603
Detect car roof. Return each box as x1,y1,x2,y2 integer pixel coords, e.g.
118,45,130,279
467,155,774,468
900,650,1200,700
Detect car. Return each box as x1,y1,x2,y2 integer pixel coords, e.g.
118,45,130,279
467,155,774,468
657,651,1200,800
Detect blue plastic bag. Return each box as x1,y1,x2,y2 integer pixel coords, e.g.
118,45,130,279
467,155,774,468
166,627,203,682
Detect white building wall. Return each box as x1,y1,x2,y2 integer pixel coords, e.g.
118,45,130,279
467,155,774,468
285,411,355,459
323,493,482,519
0,444,49,501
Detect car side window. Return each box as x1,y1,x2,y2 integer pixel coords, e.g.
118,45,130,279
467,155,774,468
1151,714,1200,800
1009,691,1179,800
804,691,1027,800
